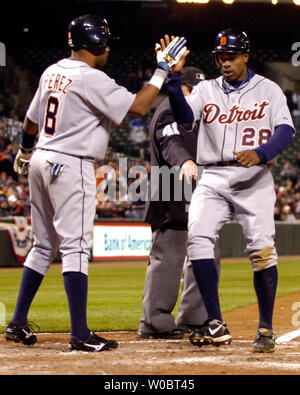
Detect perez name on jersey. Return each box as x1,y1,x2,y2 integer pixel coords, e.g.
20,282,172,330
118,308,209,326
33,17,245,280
43,73,73,94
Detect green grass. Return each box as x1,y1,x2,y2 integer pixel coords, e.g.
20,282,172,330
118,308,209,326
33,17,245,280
0,259,299,333
219,260,300,312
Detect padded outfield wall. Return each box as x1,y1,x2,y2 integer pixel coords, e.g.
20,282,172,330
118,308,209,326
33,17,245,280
0,221,299,268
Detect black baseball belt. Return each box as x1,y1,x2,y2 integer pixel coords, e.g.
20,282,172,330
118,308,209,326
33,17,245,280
204,160,240,167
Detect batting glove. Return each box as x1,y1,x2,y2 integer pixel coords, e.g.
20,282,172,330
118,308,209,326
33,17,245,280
13,146,33,175
156,36,187,73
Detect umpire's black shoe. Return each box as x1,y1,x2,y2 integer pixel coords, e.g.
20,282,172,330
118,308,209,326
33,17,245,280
4,321,38,346
190,319,232,347
252,328,276,353
138,328,185,339
69,331,118,352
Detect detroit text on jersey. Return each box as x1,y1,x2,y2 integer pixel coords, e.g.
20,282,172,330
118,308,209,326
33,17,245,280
203,101,269,125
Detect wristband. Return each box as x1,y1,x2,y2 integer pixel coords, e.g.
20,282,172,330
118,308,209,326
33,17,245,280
20,146,34,154
20,128,37,150
148,68,168,90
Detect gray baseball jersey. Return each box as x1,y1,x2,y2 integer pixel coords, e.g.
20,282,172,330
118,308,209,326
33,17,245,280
186,74,294,165
24,58,135,276
27,58,135,160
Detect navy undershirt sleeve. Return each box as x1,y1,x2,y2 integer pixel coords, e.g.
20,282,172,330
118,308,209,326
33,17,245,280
255,124,294,163
166,73,194,125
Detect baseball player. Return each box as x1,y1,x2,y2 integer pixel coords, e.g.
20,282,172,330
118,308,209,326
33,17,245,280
167,28,295,353
139,67,222,339
4,15,188,352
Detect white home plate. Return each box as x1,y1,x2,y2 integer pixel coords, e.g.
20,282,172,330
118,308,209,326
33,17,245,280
276,329,300,344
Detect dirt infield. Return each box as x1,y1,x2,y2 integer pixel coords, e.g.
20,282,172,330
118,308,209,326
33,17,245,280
1,290,300,375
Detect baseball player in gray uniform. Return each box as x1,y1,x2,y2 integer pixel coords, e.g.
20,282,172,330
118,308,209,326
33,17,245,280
167,28,295,353
4,15,188,351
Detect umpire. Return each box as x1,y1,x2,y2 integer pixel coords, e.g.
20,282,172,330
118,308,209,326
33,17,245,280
139,67,221,339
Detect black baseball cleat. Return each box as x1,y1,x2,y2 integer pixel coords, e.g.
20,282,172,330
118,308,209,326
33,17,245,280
189,319,232,347
69,331,118,352
138,328,185,339
4,321,38,346
252,328,276,353
177,324,202,334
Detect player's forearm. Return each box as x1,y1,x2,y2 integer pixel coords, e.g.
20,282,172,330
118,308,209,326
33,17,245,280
167,73,194,125
254,124,294,163
129,85,159,117
23,116,39,135
129,69,168,116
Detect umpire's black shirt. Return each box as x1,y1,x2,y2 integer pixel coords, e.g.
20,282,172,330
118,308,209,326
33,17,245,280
144,97,198,231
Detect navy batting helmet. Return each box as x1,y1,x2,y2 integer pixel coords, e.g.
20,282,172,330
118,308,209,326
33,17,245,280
212,28,250,55
68,15,111,56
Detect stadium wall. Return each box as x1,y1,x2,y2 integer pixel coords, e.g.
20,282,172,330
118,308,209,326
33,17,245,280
0,221,299,268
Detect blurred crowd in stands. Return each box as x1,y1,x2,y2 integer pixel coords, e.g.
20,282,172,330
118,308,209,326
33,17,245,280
0,85,300,222
274,156,300,222
0,116,31,217
94,147,150,220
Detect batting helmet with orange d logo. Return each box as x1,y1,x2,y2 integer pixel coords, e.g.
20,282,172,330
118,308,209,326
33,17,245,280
212,28,250,55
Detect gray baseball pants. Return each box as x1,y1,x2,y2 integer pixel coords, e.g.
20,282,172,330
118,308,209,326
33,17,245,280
24,149,96,276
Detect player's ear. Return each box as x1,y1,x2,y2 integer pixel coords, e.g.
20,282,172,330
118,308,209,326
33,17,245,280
244,53,250,64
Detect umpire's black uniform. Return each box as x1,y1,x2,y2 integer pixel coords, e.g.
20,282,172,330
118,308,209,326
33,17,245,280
144,99,197,231
139,67,219,336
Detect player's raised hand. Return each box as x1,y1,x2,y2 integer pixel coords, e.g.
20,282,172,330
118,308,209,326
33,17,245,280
155,34,189,73
163,35,190,74
179,159,198,184
233,150,260,168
